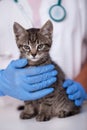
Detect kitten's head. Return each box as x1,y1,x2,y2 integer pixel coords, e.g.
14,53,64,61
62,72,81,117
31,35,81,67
13,20,53,65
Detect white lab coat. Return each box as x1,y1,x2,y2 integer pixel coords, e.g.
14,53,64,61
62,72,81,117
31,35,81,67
0,0,87,79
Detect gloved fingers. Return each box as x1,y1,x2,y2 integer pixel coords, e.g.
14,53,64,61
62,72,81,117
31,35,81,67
24,88,54,101
31,77,56,92
10,58,28,68
24,70,57,84
23,77,56,92
66,84,78,94
68,90,81,100
63,79,74,88
22,64,55,76
75,99,83,106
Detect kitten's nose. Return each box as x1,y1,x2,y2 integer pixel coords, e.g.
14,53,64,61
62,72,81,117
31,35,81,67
31,53,36,57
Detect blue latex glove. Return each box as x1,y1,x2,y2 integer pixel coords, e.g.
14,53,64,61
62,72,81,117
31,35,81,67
63,79,87,106
0,59,57,101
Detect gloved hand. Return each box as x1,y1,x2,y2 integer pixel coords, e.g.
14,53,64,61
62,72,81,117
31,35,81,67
0,59,57,101
63,79,87,106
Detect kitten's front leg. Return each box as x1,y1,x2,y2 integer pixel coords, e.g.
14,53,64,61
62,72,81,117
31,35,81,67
20,103,36,119
36,103,52,121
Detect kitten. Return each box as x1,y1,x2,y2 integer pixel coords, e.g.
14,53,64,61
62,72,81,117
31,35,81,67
13,20,80,121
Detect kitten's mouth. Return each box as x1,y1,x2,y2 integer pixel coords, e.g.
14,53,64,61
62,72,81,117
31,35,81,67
30,58,39,62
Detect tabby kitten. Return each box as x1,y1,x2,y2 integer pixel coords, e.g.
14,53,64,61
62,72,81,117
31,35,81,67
13,20,80,121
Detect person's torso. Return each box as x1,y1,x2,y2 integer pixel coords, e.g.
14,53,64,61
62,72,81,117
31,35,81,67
0,0,87,79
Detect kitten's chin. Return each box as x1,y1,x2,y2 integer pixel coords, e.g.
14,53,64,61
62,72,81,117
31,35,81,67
28,59,40,66
26,57,40,65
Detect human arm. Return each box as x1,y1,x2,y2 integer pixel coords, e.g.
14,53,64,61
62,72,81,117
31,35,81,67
0,58,57,101
74,61,87,91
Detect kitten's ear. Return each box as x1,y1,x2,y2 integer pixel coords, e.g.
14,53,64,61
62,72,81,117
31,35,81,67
39,20,53,38
13,22,28,42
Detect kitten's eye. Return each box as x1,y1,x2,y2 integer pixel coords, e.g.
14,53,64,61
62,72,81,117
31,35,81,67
23,45,30,51
38,44,44,50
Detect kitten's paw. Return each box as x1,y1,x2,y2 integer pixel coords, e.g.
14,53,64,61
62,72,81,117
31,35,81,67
58,110,69,118
36,113,51,122
20,111,35,119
